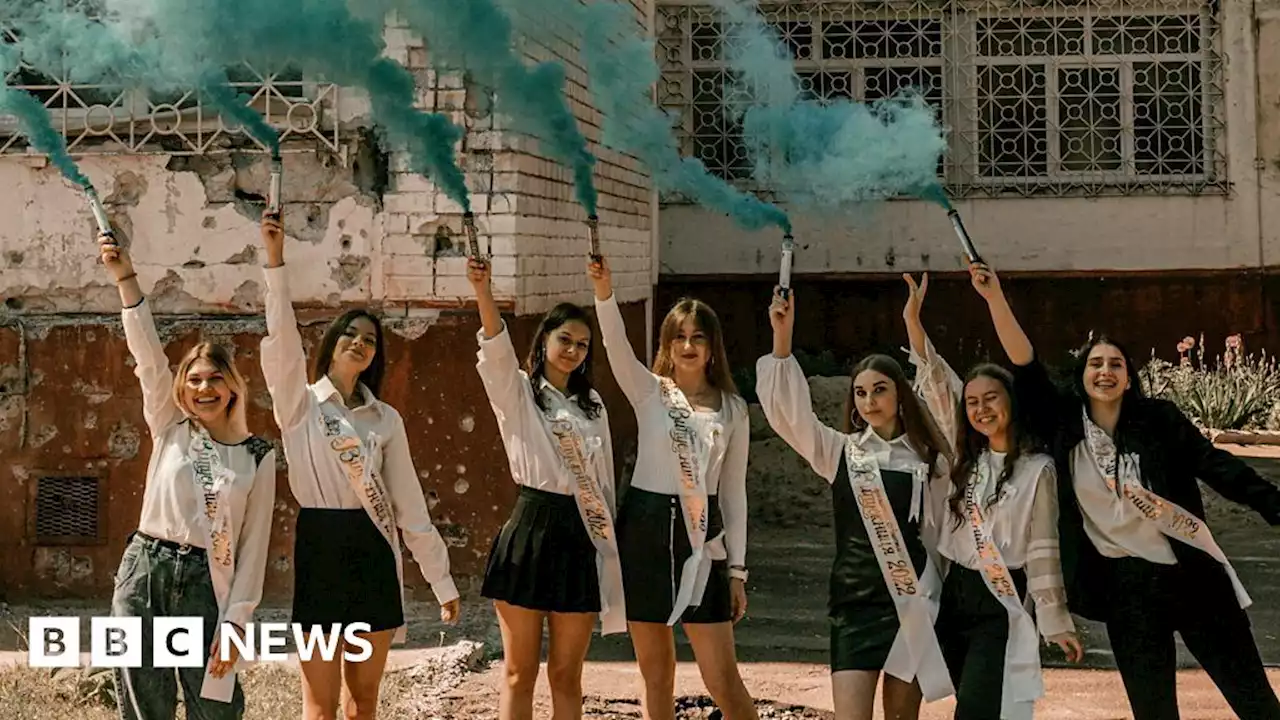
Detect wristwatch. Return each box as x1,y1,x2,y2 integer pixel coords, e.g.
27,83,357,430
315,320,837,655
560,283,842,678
728,565,748,582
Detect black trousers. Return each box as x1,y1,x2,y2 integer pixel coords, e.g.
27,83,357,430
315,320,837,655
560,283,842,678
1104,557,1280,720
936,566,1028,720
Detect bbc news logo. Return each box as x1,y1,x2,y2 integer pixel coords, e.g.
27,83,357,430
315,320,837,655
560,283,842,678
28,618,376,667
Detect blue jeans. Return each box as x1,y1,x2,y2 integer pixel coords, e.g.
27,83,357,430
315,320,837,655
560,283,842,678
110,533,245,720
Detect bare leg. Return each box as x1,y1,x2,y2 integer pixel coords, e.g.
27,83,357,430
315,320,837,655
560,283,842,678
881,674,922,720
545,611,596,720
629,621,678,720
831,670,880,720
339,628,395,720
683,621,758,720
494,601,547,720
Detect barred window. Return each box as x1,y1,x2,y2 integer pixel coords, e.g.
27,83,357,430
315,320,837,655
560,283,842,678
657,1,1225,198
1,5,342,156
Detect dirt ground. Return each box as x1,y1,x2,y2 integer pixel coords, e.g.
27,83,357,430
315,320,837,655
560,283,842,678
3,377,1279,717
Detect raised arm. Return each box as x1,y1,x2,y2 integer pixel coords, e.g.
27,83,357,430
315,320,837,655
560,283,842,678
257,213,312,433
589,257,658,405
754,290,846,483
970,263,1033,367
903,273,963,452
101,235,182,436
469,257,529,434
1168,402,1280,525
382,408,461,616
223,448,277,631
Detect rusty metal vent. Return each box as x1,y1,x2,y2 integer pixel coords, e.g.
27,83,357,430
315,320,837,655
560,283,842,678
34,476,101,541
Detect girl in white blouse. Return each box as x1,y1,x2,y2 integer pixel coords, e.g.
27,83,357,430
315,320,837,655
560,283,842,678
756,289,952,720
902,273,1081,720
256,213,460,720
588,258,756,720
100,234,276,720
467,258,623,720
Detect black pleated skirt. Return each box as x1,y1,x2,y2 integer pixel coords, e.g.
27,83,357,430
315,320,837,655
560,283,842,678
617,487,731,625
481,485,601,614
292,508,404,633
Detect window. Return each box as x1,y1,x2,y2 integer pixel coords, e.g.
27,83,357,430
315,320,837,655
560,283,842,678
0,3,342,155
656,1,1226,198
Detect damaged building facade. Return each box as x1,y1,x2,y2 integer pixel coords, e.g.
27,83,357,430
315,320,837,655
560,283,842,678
0,7,655,600
7,0,1280,603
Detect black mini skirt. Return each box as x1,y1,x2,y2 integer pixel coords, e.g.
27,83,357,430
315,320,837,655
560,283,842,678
291,508,404,634
617,487,731,625
481,485,601,614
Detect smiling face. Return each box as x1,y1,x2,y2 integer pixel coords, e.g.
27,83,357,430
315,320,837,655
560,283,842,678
853,368,899,434
543,319,592,378
180,357,234,423
328,316,378,379
1083,342,1130,405
964,374,1011,440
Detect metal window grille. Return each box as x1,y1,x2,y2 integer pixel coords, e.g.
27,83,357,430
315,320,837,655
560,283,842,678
33,475,101,543
1,3,342,156
656,0,1227,199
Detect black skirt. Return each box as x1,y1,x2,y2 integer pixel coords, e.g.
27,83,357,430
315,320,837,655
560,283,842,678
292,508,404,634
481,485,601,614
617,487,732,625
826,457,929,671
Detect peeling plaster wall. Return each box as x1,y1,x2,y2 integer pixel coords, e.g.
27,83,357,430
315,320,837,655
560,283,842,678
0,4,657,601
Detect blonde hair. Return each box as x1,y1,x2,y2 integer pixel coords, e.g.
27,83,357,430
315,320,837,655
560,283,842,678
651,298,738,396
172,342,250,437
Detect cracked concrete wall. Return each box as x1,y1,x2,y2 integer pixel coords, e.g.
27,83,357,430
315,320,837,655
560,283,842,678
0,150,382,314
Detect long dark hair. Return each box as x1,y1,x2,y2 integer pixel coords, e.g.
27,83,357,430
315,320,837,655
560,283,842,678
1068,333,1146,408
948,364,1034,527
312,309,385,398
525,303,603,419
842,354,944,475
651,298,739,396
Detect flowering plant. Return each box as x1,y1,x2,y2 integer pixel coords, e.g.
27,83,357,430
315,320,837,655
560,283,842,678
1139,333,1280,431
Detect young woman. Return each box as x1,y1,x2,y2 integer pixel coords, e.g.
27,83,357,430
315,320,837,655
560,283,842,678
256,212,461,720
972,261,1280,720
755,288,953,720
587,258,756,720
101,233,276,720
902,273,1082,720
467,258,624,720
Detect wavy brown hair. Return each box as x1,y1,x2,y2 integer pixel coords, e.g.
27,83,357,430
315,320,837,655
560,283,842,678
651,298,739,396
947,364,1034,527
842,354,945,475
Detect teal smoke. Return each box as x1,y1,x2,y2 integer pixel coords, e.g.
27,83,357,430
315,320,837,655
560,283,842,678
573,0,789,232
712,0,948,208
389,0,599,215
8,0,471,209
0,45,90,187
0,84,91,188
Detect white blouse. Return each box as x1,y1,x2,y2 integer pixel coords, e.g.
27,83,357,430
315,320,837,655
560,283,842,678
122,299,276,630
475,322,615,501
594,294,749,570
910,337,1074,637
259,265,458,605
755,353,935,482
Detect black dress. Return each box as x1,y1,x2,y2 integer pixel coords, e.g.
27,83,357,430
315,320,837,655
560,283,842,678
827,454,929,672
